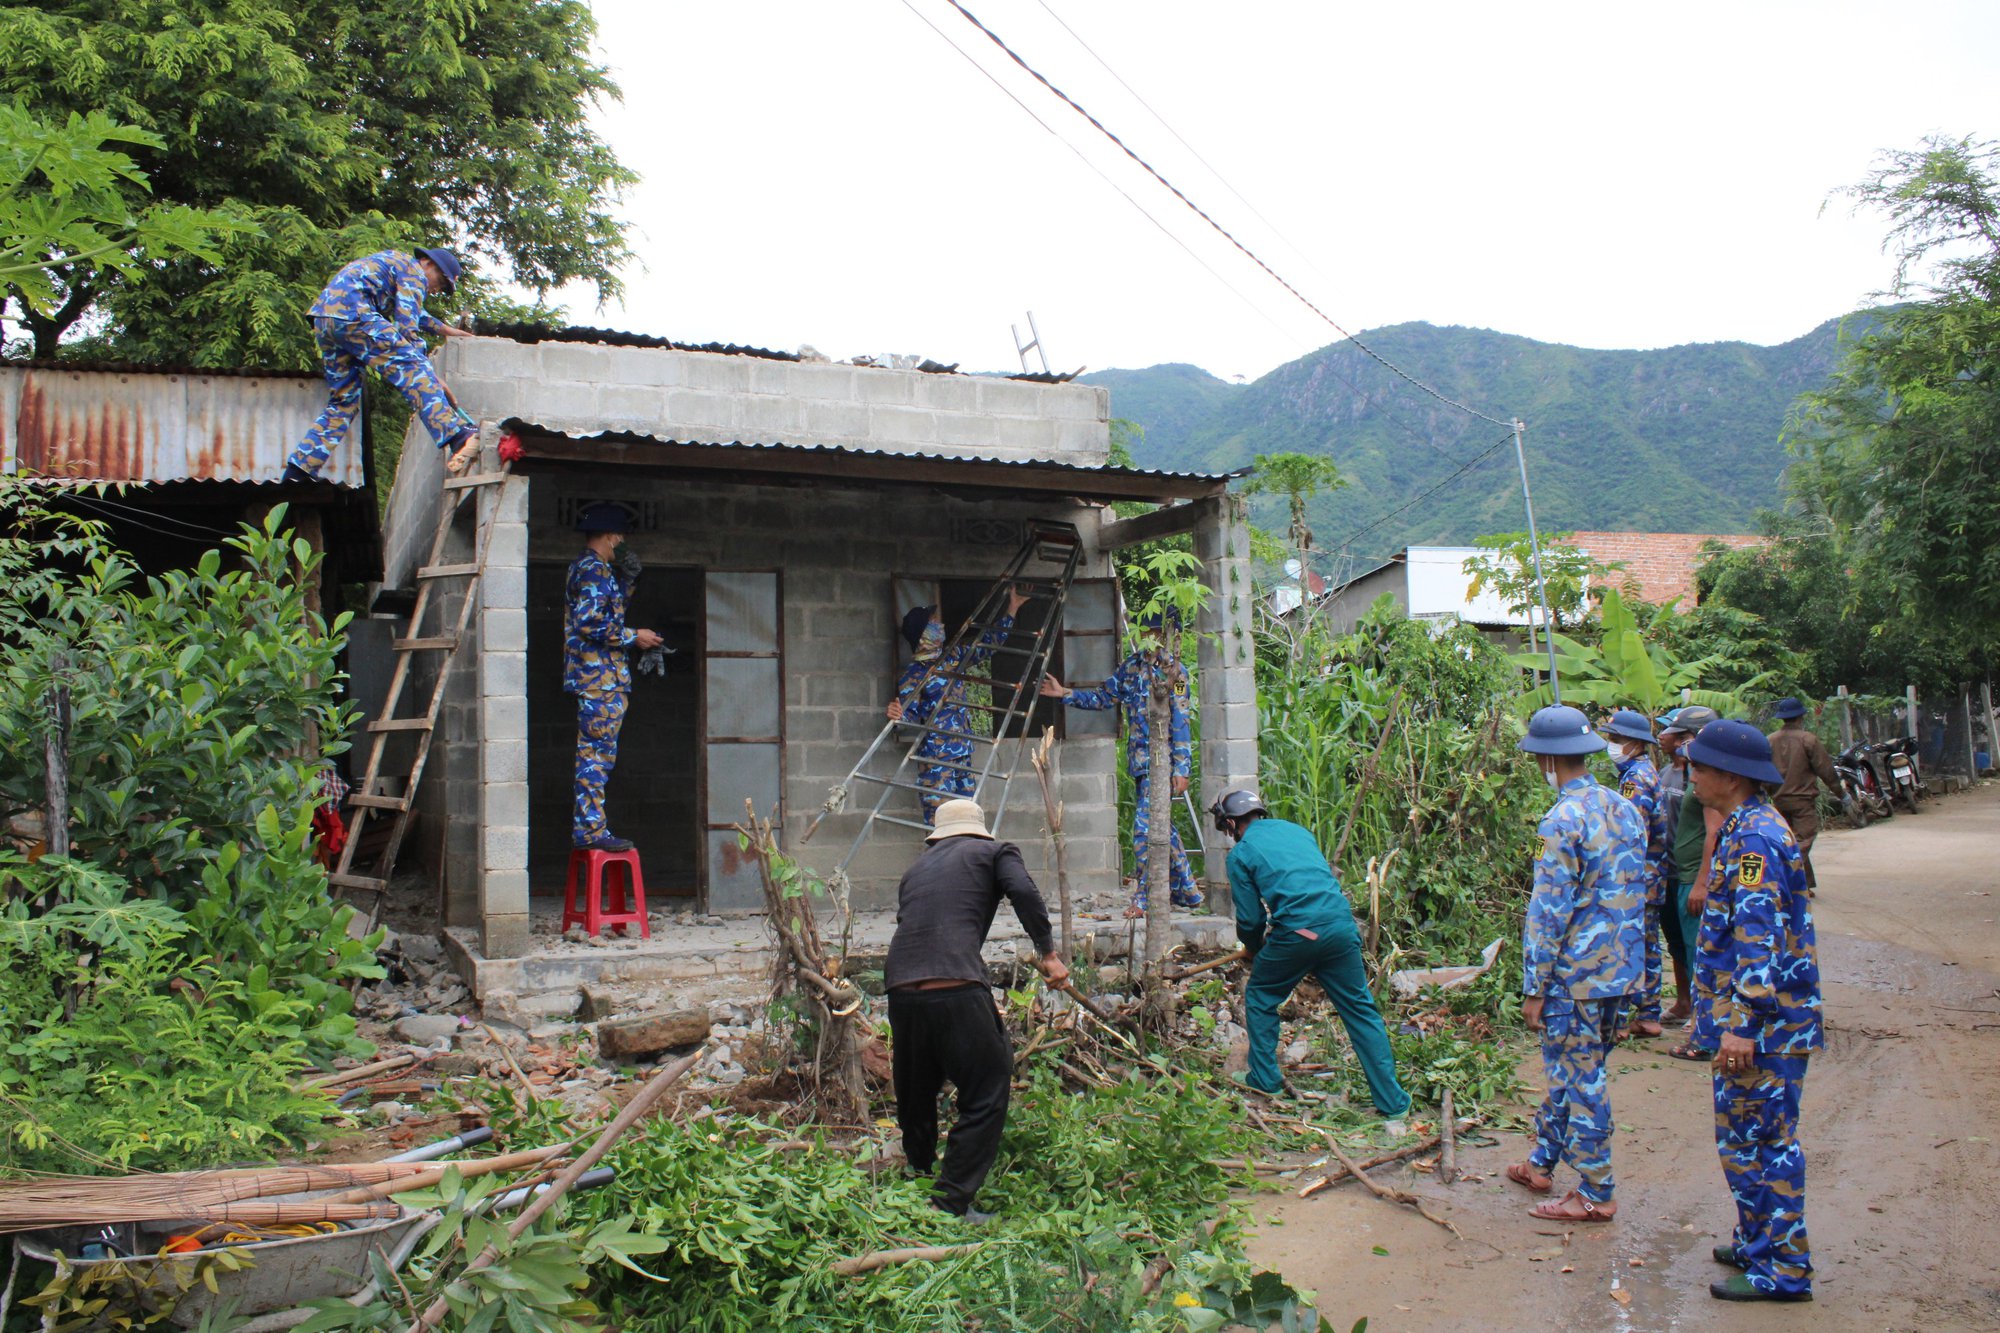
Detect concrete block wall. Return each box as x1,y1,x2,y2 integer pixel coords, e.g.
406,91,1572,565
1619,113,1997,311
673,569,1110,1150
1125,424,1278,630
1194,495,1260,892
477,449,533,958
522,472,1122,924
446,338,1111,465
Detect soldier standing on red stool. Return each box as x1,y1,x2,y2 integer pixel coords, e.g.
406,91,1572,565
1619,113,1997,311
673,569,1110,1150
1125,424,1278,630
565,504,663,852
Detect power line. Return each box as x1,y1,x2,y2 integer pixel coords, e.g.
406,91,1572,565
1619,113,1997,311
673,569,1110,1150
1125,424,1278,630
938,0,1514,428
1032,0,1348,314
895,0,1316,357
61,492,240,540
1333,430,1516,552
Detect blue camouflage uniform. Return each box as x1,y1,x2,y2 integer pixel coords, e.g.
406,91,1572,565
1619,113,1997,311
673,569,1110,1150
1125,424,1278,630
1695,796,1821,1297
564,550,637,846
1061,648,1199,909
289,251,469,477
1614,752,1674,1022
894,614,1015,824
1523,774,1647,1204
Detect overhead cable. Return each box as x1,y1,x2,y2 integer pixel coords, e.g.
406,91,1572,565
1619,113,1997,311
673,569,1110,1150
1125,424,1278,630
895,0,1314,354
938,0,1514,428
1333,430,1516,552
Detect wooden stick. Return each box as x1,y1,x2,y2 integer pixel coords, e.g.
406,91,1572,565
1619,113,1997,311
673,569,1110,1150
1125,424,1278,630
1031,727,1075,959
480,1024,541,1105
1321,1138,1461,1237
1137,1203,1228,1296
329,1146,571,1203
1296,1136,1442,1197
303,1052,423,1089
1163,950,1246,981
405,1047,703,1333
1440,1089,1459,1185
831,1242,986,1277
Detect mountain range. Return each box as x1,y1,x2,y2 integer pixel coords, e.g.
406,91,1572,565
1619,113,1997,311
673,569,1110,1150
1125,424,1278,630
1084,316,1866,569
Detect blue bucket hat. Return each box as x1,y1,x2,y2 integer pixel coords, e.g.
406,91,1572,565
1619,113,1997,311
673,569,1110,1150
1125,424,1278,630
1602,707,1656,745
1518,704,1608,756
1684,718,1784,785
574,502,632,535
901,605,937,653
414,246,462,293
1140,607,1183,634
1772,696,1807,720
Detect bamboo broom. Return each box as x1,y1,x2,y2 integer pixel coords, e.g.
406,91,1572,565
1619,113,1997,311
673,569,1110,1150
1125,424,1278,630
0,1161,463,1233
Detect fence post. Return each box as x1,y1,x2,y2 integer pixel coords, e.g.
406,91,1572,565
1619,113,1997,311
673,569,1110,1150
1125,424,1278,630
1964,687,1979,783
1905,684,1919,740
1982,679,1998,776
1836,685,1853,750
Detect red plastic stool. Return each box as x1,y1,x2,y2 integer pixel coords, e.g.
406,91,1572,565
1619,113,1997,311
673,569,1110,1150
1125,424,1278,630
562,847,650,938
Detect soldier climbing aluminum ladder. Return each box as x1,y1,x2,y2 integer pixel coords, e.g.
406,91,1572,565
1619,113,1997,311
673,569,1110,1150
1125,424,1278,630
803,520,1082,873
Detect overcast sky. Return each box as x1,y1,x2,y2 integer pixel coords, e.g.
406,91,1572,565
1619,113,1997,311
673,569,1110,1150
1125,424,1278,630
551,1,1999,384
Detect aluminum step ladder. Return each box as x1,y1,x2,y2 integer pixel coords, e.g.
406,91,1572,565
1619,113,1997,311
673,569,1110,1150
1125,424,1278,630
331,460,511,926
803,519,1083,872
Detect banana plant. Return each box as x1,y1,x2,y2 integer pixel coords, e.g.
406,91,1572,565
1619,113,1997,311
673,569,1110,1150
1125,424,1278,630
1510,588,1772,716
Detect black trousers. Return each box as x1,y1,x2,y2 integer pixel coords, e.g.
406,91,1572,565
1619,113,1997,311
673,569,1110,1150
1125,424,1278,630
887,984,1012,1214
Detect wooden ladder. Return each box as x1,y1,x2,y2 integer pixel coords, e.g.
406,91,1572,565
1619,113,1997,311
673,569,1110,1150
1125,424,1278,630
331,461,511,926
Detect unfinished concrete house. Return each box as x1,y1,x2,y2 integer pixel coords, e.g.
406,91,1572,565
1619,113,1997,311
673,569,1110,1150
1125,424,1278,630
367,329,1256,998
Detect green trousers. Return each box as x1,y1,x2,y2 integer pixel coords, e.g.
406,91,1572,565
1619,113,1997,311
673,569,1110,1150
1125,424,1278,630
1245,925,1411,1115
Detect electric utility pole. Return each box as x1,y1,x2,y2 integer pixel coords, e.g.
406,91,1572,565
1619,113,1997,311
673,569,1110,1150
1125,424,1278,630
1512,419,1562,702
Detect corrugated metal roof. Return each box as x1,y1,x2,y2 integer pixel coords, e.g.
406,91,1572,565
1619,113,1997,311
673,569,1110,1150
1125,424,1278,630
474,321,1074,381
0,364,364,487
504,421,1244,501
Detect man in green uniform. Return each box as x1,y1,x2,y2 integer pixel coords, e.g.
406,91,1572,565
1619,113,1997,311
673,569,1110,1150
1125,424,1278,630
1766,698,1839,888
1210,789,1411,1116
1659,706,1722,1059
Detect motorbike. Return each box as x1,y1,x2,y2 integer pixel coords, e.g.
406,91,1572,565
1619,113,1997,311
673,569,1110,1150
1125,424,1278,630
1835,742,1894,825
1874,736,1924,813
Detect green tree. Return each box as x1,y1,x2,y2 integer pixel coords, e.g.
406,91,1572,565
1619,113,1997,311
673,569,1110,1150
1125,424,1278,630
1241,451,1345,557
1512,587,1768,716
1788,134,2000,657
0,0,633,362
0,102,245,325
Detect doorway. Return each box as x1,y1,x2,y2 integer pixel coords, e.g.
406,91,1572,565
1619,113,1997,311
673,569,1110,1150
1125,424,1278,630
527,560,702,904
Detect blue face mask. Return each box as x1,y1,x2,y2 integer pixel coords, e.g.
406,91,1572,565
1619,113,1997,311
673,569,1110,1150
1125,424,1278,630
916,619,946,660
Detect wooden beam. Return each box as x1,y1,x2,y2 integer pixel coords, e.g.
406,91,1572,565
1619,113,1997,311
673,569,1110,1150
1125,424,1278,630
1098,498,1214,550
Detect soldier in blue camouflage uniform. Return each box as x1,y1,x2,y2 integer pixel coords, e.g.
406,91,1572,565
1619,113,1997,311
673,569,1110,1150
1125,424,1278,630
565,504,665,851
885,586,1029,825
1604,708,1673,1036
1507,705,1646,1223
285,247,474,483
1040,611,1200,912
1685,719,1820,1303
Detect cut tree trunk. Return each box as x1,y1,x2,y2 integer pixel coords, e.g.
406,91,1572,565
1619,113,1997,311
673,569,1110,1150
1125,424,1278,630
1140,672,1178,1030
1031,727,1074,958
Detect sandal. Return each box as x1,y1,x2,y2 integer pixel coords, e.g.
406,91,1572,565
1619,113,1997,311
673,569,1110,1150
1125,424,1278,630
1666,1042,1715,1062
1529,1189,1616,1223
1505,1161,1553,1194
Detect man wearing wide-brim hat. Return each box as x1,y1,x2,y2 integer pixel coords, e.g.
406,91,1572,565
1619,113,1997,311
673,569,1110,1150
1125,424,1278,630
883,799,1067,1221
286,246,476,483
1505,705,1647,1223
1764,698,1839,888
1685,719,1821,1303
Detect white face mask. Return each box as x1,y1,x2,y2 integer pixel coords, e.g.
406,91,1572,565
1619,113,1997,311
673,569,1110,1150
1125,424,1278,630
1542,763,1560,790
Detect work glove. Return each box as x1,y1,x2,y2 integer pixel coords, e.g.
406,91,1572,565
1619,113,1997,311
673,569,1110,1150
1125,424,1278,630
635,644,674,677
1238,926,1265,959
614,546,643,595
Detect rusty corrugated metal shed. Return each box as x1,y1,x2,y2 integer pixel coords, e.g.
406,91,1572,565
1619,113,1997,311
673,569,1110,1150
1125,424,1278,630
0,363,364,488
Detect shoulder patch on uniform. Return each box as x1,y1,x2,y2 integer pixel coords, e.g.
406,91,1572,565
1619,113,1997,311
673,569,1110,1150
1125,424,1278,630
1738,852,1766,887
1620,781,1638,798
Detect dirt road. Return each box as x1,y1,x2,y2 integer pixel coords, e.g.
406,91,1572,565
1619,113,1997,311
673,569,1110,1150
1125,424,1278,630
1246,783,2000,1332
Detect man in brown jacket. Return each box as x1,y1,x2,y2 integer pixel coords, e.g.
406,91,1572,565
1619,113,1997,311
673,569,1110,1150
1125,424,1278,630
1766,698,1839,887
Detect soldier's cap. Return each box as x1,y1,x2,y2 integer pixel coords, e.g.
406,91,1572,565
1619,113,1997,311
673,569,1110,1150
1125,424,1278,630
1772,696,1808,720
926,798,992,842
1655,707,1682,731
1659,705,1720,737
1600,708,1656,745
1517,704,1607,756
901,604,937,653
574,501,632,535
414,247,462,293
1139,607,1183,634
1683,718,1784,785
